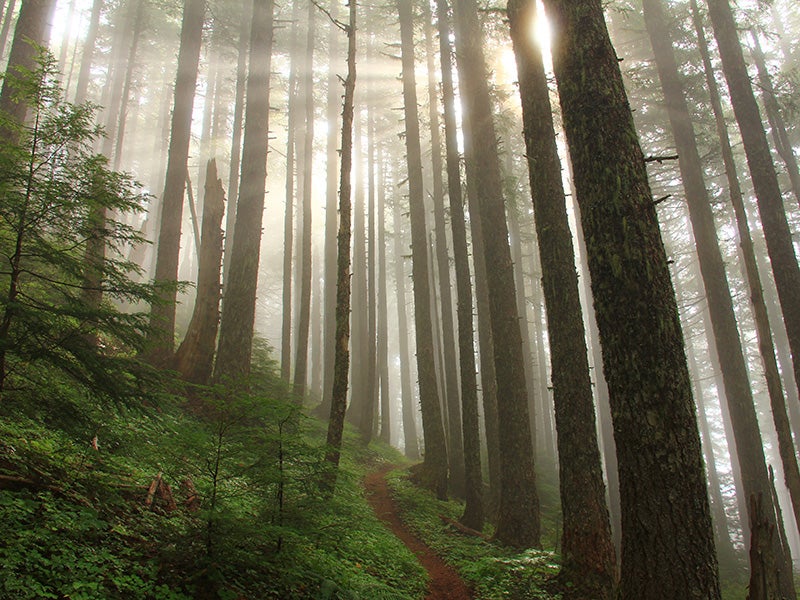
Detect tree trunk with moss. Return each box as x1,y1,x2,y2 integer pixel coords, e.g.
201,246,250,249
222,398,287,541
508,0,615,590
541,0,721,595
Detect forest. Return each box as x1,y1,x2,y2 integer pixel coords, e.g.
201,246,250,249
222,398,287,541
0,0,798,596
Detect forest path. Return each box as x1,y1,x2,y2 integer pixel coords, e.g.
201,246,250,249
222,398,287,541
364,466,473,600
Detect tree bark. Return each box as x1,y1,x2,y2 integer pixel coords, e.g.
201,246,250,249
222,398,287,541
570,189,622,552
506,201,539,461
392,197,420,460
397,0,448,498
453,0,540,548
345,117,371,439
0,0,17,63
280,0,301,382
0,0,56,130
643,0,795,585
377,148,391,444
175,159,225,385
541,0,721,594
145,0,205,366
213,0,274,381
324,0,356,480
434,0,482,530
704,6,800,539
508,0,615,590
422,0,464,497
320,0,341,418
292,2,316,399
222,0,250,286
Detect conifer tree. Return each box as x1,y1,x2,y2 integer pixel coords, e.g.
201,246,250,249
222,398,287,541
541,0,721,594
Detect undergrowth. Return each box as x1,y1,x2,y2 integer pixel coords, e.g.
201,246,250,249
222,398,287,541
386,469,561,600
0,365,427,599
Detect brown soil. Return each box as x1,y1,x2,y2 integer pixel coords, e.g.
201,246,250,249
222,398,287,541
364,466,473,600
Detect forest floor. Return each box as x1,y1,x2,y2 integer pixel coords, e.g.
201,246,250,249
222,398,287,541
365,466,474,600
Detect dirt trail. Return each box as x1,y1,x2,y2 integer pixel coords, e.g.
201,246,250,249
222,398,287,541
364,466,473,600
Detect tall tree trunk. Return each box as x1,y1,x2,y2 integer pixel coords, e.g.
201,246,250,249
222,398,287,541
397,0,447,498
750,30,800,209
73,0,101,104
422,0,464,497
688,0,752,541
174,159,225,385
453,0,540,547
506,201,539,457
0,0,17,62
709,14,800,548
0,0,56,130
529,254,556,463
195,45,217,197
393,197,420,460
105,0,144,169
320,0,341,418
572,190,621,552
674,262,740,572
542,0,721,595
346,117,372,438
292,2,315,398
145,0,205,365
281,0,301,382
435,0,482,530
222,0,250,285
98,0,135,159
111,10,143,172
365,88,378,437
377,148,391,444
704,4,800,524
644,0,796,586
310,259,323,398
55,0,75,73
324,0,356,480
509,0,615,590
748,493,782,600
213,0,274,381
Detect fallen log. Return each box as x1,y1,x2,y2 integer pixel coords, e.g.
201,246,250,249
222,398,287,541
439,514,490,541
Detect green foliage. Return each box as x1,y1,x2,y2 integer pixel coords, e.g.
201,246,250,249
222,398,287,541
386,470,562,600
0,329,428,599
0,48,159,406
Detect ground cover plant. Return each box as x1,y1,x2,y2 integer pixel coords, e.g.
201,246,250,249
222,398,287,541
386,469,562,600
0,369,429,599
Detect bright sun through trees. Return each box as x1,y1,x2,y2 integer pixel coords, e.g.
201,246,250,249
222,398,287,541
1,0,799,597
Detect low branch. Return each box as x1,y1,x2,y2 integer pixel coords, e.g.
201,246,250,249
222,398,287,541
644,154,679,163
653,194,671,206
